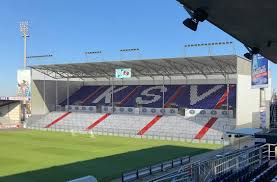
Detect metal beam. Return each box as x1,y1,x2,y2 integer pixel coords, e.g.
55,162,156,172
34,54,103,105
163,59,188,78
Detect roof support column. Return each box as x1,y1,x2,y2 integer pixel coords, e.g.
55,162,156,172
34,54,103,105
111,77,114,113
55,74,58,111
223,73,231,151
66,78,69,110
226,74,230,122
162,75,165,109
43,73,46,114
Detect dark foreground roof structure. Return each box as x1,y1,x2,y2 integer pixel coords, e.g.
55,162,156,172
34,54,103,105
178,0,277,63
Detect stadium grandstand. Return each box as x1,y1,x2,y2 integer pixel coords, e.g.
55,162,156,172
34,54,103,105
25,54,272,145
1,1,277,182
1,1,275,182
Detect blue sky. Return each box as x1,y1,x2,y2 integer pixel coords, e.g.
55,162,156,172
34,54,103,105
0,0,276,96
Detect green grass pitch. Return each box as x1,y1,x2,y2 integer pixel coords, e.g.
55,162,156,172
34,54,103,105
0,130,220,182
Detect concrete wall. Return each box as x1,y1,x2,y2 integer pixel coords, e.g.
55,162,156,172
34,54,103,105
236,74,260,127
236,57,272,128
31,80,83,115
0,102,21,122
236,57,260,127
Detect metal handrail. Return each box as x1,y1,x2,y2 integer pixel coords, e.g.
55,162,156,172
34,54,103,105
155,143,277,182
121,156,190,182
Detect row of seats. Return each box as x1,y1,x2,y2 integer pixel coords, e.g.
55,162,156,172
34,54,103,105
214,161,269,182
238,161,269,182
26,112,232,141
145,116,235,140
60,84,236,109
50,112,104,131
250,162,277,182
93,114,153,135
26,112,63,128
220,165,251,182
210,170,233,182
271,174,277,182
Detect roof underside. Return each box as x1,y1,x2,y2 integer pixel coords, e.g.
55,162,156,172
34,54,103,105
226,128,263,136
30,55,238,79
177,0,277,63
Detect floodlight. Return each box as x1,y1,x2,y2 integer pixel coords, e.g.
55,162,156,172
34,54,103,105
19,21,29,37
19,21,30,69
183,18,198,31
183,8,208,31
244,52,252,60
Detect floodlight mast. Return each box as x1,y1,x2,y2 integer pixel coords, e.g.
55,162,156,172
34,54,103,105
19,21,29,69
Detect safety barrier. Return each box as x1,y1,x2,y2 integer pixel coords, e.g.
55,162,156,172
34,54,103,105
59,105,178,115
0,123,20,129
101,106,178,115
64,105,96,113
101,106,137,114
185,109,234,118
60,105,236,118
121,156,190,182
139,107,178,116
155,143,277,182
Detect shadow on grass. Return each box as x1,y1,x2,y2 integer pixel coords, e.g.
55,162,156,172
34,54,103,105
0,145,212,182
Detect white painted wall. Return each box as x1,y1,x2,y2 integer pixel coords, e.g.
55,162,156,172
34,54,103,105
0,102,21,122
236,74,260,127
236,57,272,128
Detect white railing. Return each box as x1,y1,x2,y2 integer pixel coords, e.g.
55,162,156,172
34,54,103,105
26,122,227,144
56,105,236,119
58,105,179,116
122,156,190,182
154,143,277,182
65,105,97,113
185,109,234,118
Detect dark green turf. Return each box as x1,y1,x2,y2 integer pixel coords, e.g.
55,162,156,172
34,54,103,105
0,130,220,182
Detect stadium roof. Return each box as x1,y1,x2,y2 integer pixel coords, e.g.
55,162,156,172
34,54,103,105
177,0,277,63
226,128,263,136
30,55,238,79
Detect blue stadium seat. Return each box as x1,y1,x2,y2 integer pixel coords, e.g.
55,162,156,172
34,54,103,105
60,84,237,109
